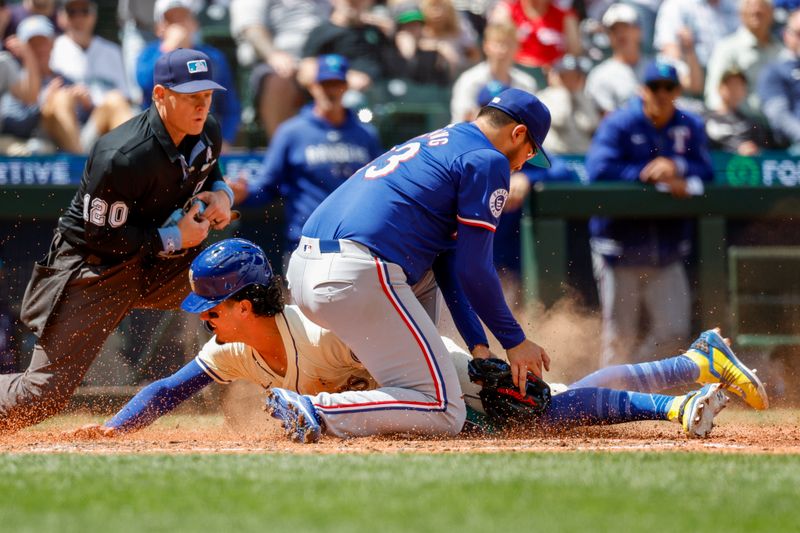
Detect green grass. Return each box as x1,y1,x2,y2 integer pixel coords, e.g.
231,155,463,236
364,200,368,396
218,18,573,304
0,453,798,532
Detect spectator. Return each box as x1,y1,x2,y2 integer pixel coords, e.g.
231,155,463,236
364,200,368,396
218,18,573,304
451,0,497,36
229,0,331,139
654,0,739,70
450,21,538,122
585,61,713,366
51,0,134,151
585,3,644,115
2,0,58,41
758,8,800,149
242,54,382,262
705,68,774,155
704,0,781,113
489,0,582,68
299,0,407,93
0,32,41,108
536,54,598,154
117,0,157,105
137,0,241,149
394,3,454,85
417,0,481,78
1,15,122,154
0,3,10,45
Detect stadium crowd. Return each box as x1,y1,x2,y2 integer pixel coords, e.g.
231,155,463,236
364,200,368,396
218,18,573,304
2,0,800,376
1,0,798,156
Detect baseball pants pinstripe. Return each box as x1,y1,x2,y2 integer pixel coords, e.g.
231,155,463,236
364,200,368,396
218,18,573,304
287,237,466,438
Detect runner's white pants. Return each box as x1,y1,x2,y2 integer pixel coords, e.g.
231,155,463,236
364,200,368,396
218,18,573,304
287,237,466,438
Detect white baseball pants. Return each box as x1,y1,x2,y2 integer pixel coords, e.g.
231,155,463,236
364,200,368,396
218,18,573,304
287,237,466,438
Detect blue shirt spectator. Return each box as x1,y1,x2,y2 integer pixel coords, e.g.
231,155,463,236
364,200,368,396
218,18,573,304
136,0,240,145
246,55,382,254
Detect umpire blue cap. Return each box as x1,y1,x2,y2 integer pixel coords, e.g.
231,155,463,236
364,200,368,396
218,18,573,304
485,88,552,168
181,239,273,313
154,48,227,94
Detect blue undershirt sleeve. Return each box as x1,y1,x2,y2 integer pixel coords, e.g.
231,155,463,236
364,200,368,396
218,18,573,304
432,250,488,351
105,359,214,433
455,224,526,349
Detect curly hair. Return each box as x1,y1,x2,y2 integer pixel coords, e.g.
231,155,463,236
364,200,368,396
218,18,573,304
229,274,285,317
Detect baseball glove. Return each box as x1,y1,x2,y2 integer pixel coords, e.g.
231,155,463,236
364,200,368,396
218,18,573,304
467,357,551,427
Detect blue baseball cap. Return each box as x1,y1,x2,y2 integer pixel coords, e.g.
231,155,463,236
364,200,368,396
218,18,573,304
153,48,227,94
644,61,679,85
485,87,552,168
181,239,273,313
317,54,349,83
477,80,511,107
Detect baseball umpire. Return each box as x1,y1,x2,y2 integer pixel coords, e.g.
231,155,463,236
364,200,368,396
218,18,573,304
0,48,233,431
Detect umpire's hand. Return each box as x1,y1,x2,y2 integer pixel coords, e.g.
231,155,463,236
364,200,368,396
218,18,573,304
195,190,233,230
506,339,551,394
177,201,210,248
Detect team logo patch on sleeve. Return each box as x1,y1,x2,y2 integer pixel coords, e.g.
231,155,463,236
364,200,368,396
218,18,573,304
187,59,209,73
489,188,509,218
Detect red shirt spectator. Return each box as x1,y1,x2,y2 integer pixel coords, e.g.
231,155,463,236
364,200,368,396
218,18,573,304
492,0,581,67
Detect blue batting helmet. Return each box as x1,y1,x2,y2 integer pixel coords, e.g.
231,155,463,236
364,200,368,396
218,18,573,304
181,238,273,313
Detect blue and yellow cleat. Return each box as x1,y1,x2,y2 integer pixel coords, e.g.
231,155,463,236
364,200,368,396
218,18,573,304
678,384,729,438
684,328,769,410
264,388,322,444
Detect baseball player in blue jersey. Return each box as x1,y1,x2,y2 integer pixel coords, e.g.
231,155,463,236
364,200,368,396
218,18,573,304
257,88,554,442
67,239,767,441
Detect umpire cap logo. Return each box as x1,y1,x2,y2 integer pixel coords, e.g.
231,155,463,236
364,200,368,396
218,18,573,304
187,59,209,74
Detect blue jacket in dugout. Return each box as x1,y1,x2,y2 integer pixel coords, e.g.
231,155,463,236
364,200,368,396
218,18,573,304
585,97,714,266
248,104,382,250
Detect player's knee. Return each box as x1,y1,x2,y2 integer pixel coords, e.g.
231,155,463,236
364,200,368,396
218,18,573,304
442,395,466,436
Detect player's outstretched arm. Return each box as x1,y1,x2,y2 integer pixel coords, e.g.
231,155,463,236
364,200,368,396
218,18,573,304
71,359,214,438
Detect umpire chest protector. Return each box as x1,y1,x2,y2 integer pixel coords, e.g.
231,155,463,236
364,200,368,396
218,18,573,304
57,105,224,263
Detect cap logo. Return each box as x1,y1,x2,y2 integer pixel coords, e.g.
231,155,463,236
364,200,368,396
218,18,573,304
187,59,208,74
491,96,502,104
189,269,197,292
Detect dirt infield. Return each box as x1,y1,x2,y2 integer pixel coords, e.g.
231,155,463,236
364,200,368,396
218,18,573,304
1,407,798,455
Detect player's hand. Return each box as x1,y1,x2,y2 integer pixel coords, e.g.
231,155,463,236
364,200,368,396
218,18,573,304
506,339,551,394
640,157,678,183
66,423,118,439
664,175,690,198
194,190,232,230
470,344,496,359
504,172,532,212
177,200,210,247
227,173,250,205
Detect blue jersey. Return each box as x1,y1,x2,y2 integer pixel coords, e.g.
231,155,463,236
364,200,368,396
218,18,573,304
586,97,713,266
304,122,526,350
304,122,511,284
250,105,382,250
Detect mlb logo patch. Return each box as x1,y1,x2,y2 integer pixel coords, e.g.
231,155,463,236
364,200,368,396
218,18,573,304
187,59,208,74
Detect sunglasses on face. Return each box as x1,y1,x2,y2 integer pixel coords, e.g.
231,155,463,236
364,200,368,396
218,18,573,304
646,81,679,93
66,7,92,17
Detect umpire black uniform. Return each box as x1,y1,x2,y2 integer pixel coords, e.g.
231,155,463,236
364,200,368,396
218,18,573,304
0,49,233,431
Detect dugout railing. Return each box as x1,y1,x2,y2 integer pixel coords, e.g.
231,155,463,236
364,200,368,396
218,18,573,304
522,182,800,350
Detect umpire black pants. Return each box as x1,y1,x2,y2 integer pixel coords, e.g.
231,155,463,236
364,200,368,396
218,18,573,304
0,233,199,431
